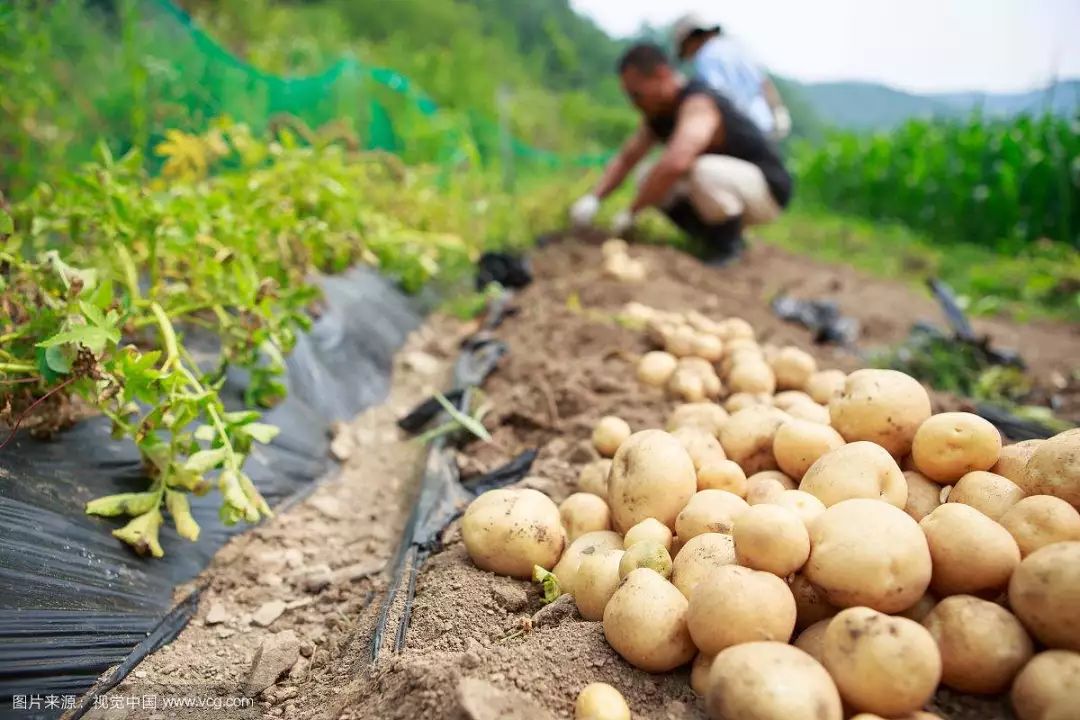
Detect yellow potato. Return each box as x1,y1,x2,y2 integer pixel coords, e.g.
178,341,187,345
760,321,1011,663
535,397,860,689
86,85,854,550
675,489,749,541
696,458,747,496
607,430,697,533
688,565,796,654
746,470,798,505
559,492,612,541
551,530,623,595
723,392,771,414
773,390,814,410
671,427,726,472
1011,650,1080,720
574,549,625,621
789,573,838,630
461,489,565,578
691,333,724,362
896,592,938,623
947,470,1025,520
806,369,847,405
574,682,630,720
618,540,672,580
664,325,698,358
603,568,697,672
793,619,831,663
720,406,790,475
1009,541,1080,651
992,439,1044,484
768,489,827,529
727,360,777,396
665,402,729,437
636,350,678,387
771,346,818,391
920,503,1020,596
903,470,942,521
784,400,831,425
601,238,628,257
1019,429,1080,508
773,419,845,479
667,368,707,402
912,412,1003,484
685,310,723,336
733,504,810,576
707,642,842,720
798,441,907,508
577,459,612,498
718,317,755,341
622,517,673,551
671,532,737,598
999,495,1080,557
829,369,931,457
592,416,632,458
690,652,715,696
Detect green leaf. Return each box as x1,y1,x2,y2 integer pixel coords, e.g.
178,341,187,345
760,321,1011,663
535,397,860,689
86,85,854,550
37,324,119,355
0,209,12,234
532,565,562,605
183,446,230,474
237,422,279,444
194,425,216,442
86,491,160,517
165,490,200,541
43,345,73,374
222,410,261,425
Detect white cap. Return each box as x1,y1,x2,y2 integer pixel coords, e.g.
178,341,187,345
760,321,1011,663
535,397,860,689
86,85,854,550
672,13,721,58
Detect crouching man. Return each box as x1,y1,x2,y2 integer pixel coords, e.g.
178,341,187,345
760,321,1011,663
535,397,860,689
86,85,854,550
570,43,792,264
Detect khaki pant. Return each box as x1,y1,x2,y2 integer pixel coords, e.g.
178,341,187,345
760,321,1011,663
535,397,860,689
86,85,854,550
636,154,781,227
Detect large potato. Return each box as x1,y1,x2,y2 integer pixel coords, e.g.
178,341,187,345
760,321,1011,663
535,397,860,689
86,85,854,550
922,594,1033,694
789,573,838,630
993,439,1044,484
691,333,724,363
607,430,697,533
745,470,797,505
671,427,726,471
672,532,737,598
593,416,632,458
720,406,789,475
999,495,1080,557
707,642,842,720
769,489,826,529
666,402,728,437
799,441,907,508
823,607,942,716
461,489,565,578
912,412,1003,484
637,350,678,387
947,470,1025,520
675,490,749,541
1011,650,1080,720
559,492,612,541
574,549,625,621
733,504,810,576
688,565,796,654
829,369,931,457
806,369,847,405
1009,541,1080,651
771,346,817,391
577,459,612,497
727,360,777,396
806,499,932,612
1020,429,1080,508
773,419,845,479
904,470,942,521
920,503,1020,596
603,568,697,672
696,458,747,496
552,530,623,595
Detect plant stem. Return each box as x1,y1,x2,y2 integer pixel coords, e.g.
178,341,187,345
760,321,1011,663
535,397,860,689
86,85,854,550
0,362,37,373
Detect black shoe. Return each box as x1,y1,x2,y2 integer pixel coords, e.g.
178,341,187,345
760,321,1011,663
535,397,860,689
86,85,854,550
662,200,745,265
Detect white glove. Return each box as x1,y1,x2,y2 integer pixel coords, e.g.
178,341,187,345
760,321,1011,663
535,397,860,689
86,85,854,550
773,106,792,141
569,194,601,227
611,209,636,237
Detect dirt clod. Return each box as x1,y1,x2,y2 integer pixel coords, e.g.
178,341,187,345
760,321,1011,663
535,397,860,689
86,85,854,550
457,677,554,720
245,630,300,696
251,599,287,627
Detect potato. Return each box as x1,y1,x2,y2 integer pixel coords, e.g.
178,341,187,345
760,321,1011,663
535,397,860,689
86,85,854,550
1020,429,1080,508
823,607,941,716
696,459,747,496
733,504,810,576
807,499,932,612
727,360,776,395
552,530,623,595
1009,541,1080,651
790,573,838,630
1011,650,1080,720
897,592,938,622
671,427,726,471
829,369,931,457
793,619,831,663
992,439,1044,484
461,489,565,578
592,416,632,458
577,458,612,498
849,713,943,720
691,333,724,362
723,392,770,414
912,411,1002,484
706,642,842,720
999,495,1080,557
685,310,722,336
574,682,630,720
922,594,1034,694
920,503,1020,596
623,517,673,551
717,317,755,341
773,390,815,411
618,541,672,580
720,406,789,474
646,317,678,348
773,419,845,479
947,470,1025,520
798,441,907,508
603,568,697,672
621,301,657,324
675,490,749,541
672,532,737,598
667,368,707,402
784,400,831,425
665,325,698,358
666,402,728,437
768,489,826,529
607,430,697,532
688,565,797,654
690,652,715,696
806,369,847,405
771,346,817,391
903,470,942,521
560,493,612,541
602,238,628,257
574,549,625,621
636,351,678,387
746,470,798,505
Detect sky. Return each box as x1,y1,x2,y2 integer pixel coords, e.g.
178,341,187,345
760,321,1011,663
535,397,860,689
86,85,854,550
569,0,1080,94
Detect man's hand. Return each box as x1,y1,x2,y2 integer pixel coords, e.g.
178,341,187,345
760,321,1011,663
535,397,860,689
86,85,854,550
772,106,792,141
612,209,636,237
569,194,600,227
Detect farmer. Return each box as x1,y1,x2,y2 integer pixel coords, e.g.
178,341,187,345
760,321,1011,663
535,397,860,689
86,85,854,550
672,13,792,141
570,43,792,264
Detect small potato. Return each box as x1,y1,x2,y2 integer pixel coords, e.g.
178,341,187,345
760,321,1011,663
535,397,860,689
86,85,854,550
667,368,706,402
461,489,565,578
723,392,771,414
773,419,845,479
696,458,747,496
798,441,907,508
784,400,831,425
789,573,838,630
1009,541,1080,651
794,619,831,663
733,504,810,576
720,405,789,474
807,499,932,612
603,568,697,672
1019,429,1080,508
920,503,1020,597
577,458,612,498
646,317,678,348
690,652,715,696
671,427,726,471
574,549,625,621
823,607,942,716
992,439,1044,484
688,565,797,654
618,540,672,580
849,712,943,720
560,493,612,541
806,369,847,405
727,360,776,395
999,495,1080,557
623,517,673,551
912,412,1003,484
552,530,623,595
830,369,932,457
666,402,728,437
1011,650,1080,720
746,470,798,505
592,416,631,458
607,430,697,532
672,532,737,598
717,317,755,341
601,238,628,257
691,333,724,362
897,592,938,623
664,325,699,358
922,594,1034,694
904,470,942,521
636,351,678,387
721,345,763,375
707,642,843,720
621,301,657,324
676,490,749,541
947,471,1025,520
685,310,723,336
575,682,630,720
773,390,815,411
771,346,817,391
769,489,827,529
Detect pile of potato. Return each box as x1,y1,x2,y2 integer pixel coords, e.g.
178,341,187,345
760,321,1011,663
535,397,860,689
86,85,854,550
461,301,1080,720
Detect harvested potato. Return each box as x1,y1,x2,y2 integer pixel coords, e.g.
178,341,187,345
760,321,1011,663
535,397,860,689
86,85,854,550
672,532,737,598
577,458,613,498
560,493,612,541
727,360,776,395
621,301,657,324
618,541,672,580
746,470,798,505
773,391,814,411
922,594,1034,694
947,470,1025,520
720,406,789,474
897,592,938,622
806,369,847,405
688,565,797,654
685,310,723,336
574,682,630,720
646,317,678,348
592,416,632,458
1020,429,1080,507
690,652,715,696
717,317,755,341
574,549,625,621
798,441,907,508
784,401,831,425
733,504,810,576
1009,541,1080,651
999,495,1080,557
461,489,565,578
1011,650,1080,720
603,252,646,282
666,402,729,437
665,325,699,358
771,346,817,391
769,489,826,529
806,499,932,612
607,430,697,532
691,333,724,362
823,607,942,716
723,392,771,414
623,517,673,551
992,439,1044,484
912,412,1002,483
830,369,932,457
793,619,831,663
789,573,838,630
707,642,842,720
849,713,943,720
696,458,748,496
773,419,845,479
904,470,942,521
668,368,707,402
636,351,679,387
920,503,1020,596
601,238,628,257
603,568,697,672
552,530,623,595
675,489,749,542
671,427,726,471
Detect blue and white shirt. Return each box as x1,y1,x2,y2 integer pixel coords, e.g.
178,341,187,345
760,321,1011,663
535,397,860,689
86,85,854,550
692,36,774,135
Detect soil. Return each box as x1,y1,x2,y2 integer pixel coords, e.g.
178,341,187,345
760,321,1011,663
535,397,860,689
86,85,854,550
82,239,1078,720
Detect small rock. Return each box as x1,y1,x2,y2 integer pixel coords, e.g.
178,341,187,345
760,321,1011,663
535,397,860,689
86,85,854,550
309,495,345,520
402,350,440,376
244,630,300,697
204,602,229,625
531,594,576,629
134,669,147,679
456,677,553,720
491,584,528,613
333,559,384,583
300,564,332,593
330,427,355,462
285,597,313,611
216,628,236,639
258,573,284,587
282,548,304,569
298,640,315,658
251,600,287,628
288,656,310,682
